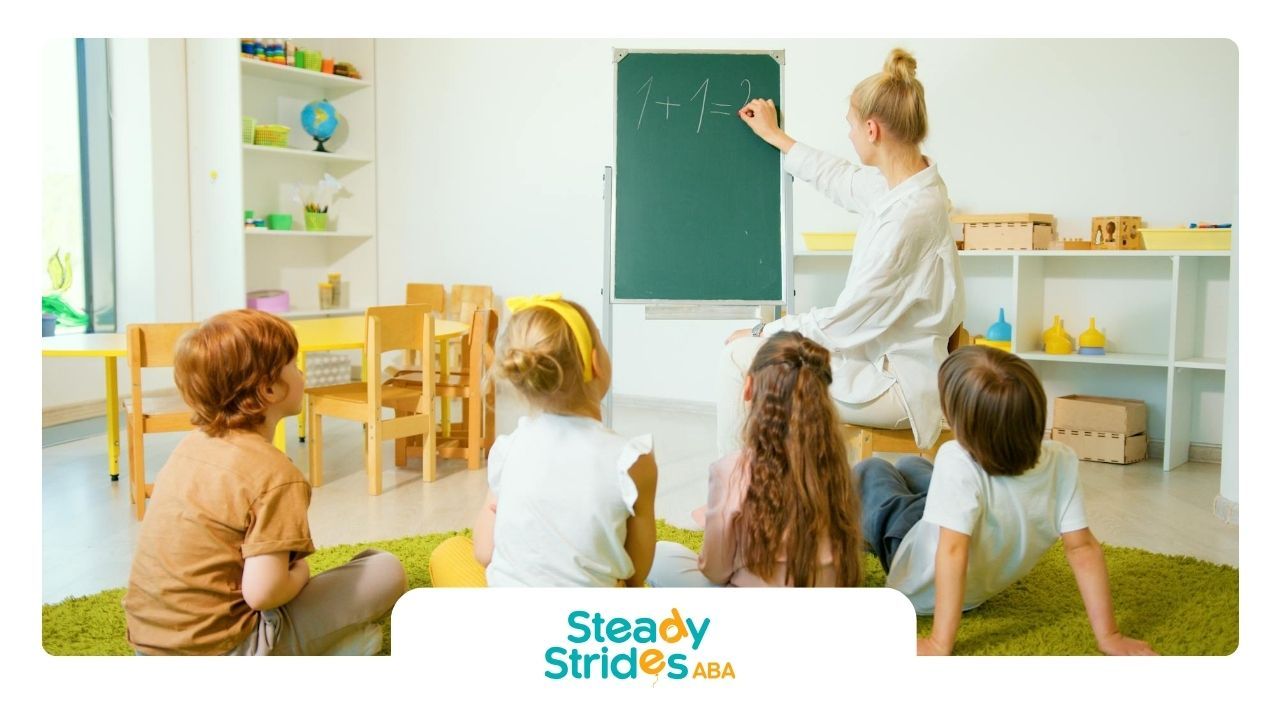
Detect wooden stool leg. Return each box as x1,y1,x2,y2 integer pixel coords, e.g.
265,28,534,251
854,429,874,464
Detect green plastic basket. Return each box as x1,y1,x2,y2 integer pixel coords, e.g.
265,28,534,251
242,116,255,145
253,124,290,148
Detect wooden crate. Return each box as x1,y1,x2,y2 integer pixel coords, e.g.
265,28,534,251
953,213,1057,251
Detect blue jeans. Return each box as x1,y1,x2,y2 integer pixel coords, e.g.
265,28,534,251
856,456,935,574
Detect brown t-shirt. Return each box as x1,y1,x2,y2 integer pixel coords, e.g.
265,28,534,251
123,429,315,655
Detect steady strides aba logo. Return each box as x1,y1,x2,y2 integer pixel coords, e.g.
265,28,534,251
544,608,735,682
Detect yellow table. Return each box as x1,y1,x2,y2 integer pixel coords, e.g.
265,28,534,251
41,315,470,481
42,334,128,481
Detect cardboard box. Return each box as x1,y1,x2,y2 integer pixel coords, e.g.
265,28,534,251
1052,395,1148,464
1052,428,1147,465
952,213,1057,251
1053,395,1146,435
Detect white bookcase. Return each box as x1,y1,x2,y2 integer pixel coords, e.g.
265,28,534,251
187,39,378,320
795,248,1232,471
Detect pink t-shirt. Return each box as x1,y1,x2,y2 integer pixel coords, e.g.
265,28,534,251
699,451,838,587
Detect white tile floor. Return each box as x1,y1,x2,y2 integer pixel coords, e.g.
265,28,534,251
41,397,1238,604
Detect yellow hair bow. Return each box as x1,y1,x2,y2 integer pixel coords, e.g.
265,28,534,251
505,293,594,382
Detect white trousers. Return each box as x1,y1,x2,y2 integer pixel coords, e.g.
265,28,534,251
716,337,911,456
646,541,719,588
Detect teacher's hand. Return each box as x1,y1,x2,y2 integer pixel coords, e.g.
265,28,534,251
738,99,795,153
725,328,753,345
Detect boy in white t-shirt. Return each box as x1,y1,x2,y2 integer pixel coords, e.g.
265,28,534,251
856,346,1156,656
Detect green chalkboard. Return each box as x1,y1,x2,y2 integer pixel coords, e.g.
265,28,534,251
614,51,785,303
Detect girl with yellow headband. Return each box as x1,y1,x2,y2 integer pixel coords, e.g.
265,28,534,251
428,294,658,588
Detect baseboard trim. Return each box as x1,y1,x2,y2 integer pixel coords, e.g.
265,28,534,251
612,394,715,416
42,388,182,428
1146,440,1223,464
1213,494,1239,525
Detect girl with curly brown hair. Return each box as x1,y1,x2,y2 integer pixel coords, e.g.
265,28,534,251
649,331,863,588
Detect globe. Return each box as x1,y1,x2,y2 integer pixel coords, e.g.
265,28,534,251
301,100,339,152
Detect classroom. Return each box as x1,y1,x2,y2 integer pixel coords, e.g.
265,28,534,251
40,38,1238,658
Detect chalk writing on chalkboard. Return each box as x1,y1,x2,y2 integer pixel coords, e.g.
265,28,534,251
635,77,755,134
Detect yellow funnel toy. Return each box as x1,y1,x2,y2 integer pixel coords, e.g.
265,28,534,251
1079,317,1106,356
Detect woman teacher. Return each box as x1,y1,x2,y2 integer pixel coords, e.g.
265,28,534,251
719,48,963,454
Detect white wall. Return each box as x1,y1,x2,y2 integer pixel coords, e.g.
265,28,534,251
42,39,193,412
375,38,1237,434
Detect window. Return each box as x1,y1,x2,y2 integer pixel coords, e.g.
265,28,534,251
41,38,115,335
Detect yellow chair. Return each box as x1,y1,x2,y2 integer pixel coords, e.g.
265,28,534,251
448,284,494,325
306,305,436,495
391,308,497,470
125,322,199,520
407,283,448,315
401,283,448,374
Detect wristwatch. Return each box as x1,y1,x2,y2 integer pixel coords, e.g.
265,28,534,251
751,322,766,337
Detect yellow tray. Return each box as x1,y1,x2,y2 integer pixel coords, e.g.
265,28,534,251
1138,228,1231,251
802,232,856,251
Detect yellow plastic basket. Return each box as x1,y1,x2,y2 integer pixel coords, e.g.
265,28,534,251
1138,228,1231,251
801,232,856,251
253,124,290,148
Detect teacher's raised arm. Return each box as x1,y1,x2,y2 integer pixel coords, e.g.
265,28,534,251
738,98,796,154
717,47,964,456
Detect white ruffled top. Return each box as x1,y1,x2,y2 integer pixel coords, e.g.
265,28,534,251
484,412,653,587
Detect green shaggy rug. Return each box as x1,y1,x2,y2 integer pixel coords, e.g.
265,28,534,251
43,521,1237,656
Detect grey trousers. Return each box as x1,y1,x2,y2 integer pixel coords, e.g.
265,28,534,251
856,456,935,574
228,548,407,656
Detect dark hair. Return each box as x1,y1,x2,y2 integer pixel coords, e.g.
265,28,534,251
938,345,1046,476
735,331,863,587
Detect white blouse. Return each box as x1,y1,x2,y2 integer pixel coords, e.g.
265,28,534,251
485,413,653,587
764,142,964,448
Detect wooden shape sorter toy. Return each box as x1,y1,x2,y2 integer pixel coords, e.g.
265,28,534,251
1090,216,1144,250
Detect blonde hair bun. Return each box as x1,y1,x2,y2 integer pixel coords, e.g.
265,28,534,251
501,346,564,396
884,48,918,82
850,47,928,145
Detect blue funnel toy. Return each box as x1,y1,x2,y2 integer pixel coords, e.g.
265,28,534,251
986,308,1012,343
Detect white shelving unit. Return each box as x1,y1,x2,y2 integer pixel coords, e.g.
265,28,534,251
188,40,378,319
795,247,1233,471
244,228,373,241
238,57,371,93
242,144,373,168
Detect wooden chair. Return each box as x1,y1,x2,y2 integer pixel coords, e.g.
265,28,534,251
841,324,964,465
390,308,497,470
842,425,955,464
306,305,436,495
392,283,448,376
445,283,494,368
125,322,199,520
407,283,447,314
447,284,494,324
